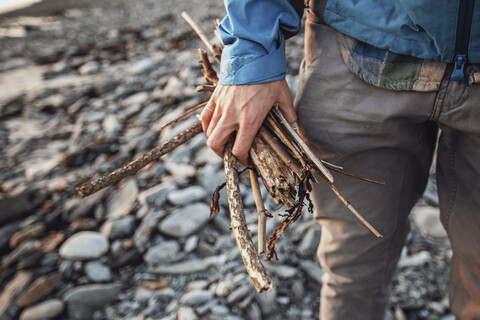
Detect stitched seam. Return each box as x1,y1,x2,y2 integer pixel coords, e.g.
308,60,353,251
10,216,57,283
444,139,458,233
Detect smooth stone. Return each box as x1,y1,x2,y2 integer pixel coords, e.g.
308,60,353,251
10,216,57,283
210,304,230,316
158,203,210,238
184,235,198,253
227,285,250,304
105,179,138,219
398,250,432,268
167,186,207,206
298,260,324,285
84,261,112,283
0,188,47,224
180,290,214,306
9,222,45,249
254,285,277,316
162,76,184,98
215,280,233,297
165,145,191,163
246,303,262,320
298,226,321,257
78,61,100,75
63,283,122,320
149,254,227,274
411,205,447,239
0,271,32,316
144,241,180,266
165,162,196,179
16,272,62,307
177,306,198,320
138,182,176,207
133,210,167,250
101,216,136,240
129,58,156,75
263,262,298,279
19,299,64,320
59,231,109,260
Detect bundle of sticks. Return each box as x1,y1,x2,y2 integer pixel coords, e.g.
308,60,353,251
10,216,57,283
77,12,383,293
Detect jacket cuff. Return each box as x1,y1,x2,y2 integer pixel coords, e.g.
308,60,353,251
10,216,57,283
219,37,287,85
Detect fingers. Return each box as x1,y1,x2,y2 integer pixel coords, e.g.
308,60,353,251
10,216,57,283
207,116,237,159
200,98,215,133
232,121,259,166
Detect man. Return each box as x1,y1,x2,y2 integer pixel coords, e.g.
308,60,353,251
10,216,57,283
200,1,480,319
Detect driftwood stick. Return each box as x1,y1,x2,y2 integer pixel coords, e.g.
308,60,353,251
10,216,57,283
249,170,268,256
156,102,207,133
324,165,385,185
258,126,304,178
319,174,383,238
224,136,273,292
195,85,216,93
199,49,219,84
271,106,334,183
250,135,297,208
265,115,307,168
77,122,203,198
181,11,221,64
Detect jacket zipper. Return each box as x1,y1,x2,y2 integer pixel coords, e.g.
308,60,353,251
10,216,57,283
451,0,475,81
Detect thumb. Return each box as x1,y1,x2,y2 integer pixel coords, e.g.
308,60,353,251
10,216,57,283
277,89,297,124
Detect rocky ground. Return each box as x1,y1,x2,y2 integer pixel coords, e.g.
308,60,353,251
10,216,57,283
0,1,453,319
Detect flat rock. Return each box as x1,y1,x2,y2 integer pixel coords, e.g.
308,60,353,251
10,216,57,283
398,250,432,268
138,181,176,207
16,272,62,307
298,225,321,257
149,254,227,274
0,271,32,316
105,179,138,219
63,283,122,320
84,261,112,283
78,61,100,75
19,299,64,320
180,290,214,306
167,186,207,206
158,203,210,238
129,58,156,75
101,216,136,240
411,205,447,239
298,260,324,285
144,241,181,266
59,231,109,260
9,222,46,249
133,210,166,249
177,306,198,320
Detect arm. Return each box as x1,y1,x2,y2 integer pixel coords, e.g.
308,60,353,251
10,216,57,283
201,0,302,166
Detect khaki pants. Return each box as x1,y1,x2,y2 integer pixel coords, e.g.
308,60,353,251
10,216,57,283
295,14,480,320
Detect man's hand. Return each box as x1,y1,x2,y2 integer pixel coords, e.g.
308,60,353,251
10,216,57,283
200,79,297,167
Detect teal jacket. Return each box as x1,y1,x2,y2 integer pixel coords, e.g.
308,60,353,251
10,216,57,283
219,0,480,85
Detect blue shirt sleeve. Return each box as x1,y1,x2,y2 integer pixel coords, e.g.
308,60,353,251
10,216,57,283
218,0,302,85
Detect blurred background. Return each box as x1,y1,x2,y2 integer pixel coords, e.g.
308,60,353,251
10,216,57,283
0,1,452,319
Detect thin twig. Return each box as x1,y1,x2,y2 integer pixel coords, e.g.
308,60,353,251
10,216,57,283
258,126,304,178
323,164,385,185
156,102,207,133
199,49,219,84
271,106,334,183
77,122,203,198
265,115,307,168
224,136,273,292
181,11,221,64
249,170,268,256
318,174,383,238
195,85,216,93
